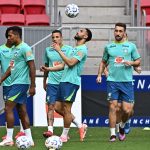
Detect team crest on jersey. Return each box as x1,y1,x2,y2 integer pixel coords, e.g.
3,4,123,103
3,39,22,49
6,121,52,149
123,49,128,53
14,51,19,57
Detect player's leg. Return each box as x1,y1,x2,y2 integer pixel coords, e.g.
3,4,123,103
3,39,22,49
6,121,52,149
55,101,87,140
58,82,84,142
17,85,34,146
124,105,134,134
107,81,119,142
116,102,122,134
43,84,58,138
1,86,12,140
15,104,25,139
18,103,34,146
109,100,118,141
0,101,16,146
118,82,134,141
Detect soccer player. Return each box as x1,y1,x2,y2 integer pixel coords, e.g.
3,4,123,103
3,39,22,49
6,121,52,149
41,29,89,140
0,26,36,146
96,23,141,142
42,30,75,137
0,30,25,141
41,28,92,142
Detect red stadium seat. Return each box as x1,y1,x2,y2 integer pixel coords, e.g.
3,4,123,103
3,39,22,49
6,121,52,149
25,14,50,26
1,14,25,26
0,0,20,14
21,0,46,15
146,15,150,26
141,0,150,15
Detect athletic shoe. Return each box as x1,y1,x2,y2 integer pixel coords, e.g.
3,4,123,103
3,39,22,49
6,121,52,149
124,122,131,134
30,140,35,147
0,138,14,146
15,131,25,139
43,131,53,138
79,123,88,141
60,136,68,143
118,127,126,141
109,135,116,142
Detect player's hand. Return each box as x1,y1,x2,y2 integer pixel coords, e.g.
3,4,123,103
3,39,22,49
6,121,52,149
29,86,36,96
52,42,61,52
134,66,142,74
96,76,102,83
123,61,133,66
40,66,48,72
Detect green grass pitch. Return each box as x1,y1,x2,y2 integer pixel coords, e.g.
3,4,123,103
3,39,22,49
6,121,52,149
0,127,150,150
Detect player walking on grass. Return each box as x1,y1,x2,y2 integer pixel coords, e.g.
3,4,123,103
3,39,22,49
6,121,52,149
0,30,26,141
96,23,141,142
42,30,85,138
0,26,36,146
41,28,92,142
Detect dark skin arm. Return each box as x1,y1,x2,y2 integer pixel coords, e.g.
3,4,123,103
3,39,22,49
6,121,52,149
0,66,11,85
27,60,36,96
43,63,49,91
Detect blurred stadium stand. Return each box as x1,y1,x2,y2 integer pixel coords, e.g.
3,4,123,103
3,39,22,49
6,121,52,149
0,0,149,74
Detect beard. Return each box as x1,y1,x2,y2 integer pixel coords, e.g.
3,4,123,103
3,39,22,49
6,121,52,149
74,35,82,41
115,35,123,41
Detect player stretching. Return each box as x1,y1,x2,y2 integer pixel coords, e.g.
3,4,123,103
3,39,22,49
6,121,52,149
41,28,92,142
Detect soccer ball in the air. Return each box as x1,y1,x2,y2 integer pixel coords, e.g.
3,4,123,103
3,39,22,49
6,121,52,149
45,135,63,150
65,4,79,18
16,136,31,149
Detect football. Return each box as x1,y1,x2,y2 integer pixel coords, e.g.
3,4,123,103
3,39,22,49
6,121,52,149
16,136,31,149
65,4,79,18
45,135,63,150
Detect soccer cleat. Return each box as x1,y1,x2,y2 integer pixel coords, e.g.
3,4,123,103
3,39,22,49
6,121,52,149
109,135,116,142
60,136,68,143
43,131,53,138
124,122,131,134
79,123,88,142
15,131,25,139
0,138,14,146
118,127,126,141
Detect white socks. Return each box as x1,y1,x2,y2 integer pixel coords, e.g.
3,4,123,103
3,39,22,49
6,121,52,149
61,128,70,137
48,126,53,133
24,128,33,142
110,128,116,136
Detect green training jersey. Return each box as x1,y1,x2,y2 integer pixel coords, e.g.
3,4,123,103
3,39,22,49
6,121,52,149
10,42,34,84
102,41,141,82
60,44,88,85
0,44,12,86
44,45,73,84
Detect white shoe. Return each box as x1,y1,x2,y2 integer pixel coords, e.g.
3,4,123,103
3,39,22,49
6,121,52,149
0,138,14,146
30,140,35,146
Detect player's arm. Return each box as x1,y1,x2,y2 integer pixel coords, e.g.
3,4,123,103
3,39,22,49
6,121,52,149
52,42,79,67
40,62,65,72
96,60,107,83
42,63,48,91
0,66,11,85
27,60,36,96
124,58,141,67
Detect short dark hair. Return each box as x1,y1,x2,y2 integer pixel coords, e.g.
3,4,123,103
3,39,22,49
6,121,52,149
85,28,92,42
52,30,62,36
115,23,126,31
6,26,22,39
